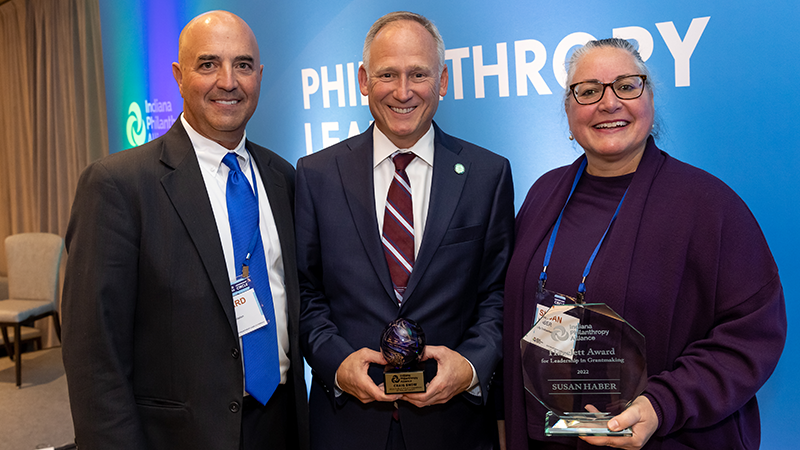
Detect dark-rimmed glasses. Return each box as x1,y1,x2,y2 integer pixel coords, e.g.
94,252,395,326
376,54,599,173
569,75,647,105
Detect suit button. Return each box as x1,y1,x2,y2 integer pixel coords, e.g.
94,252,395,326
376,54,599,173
232,348,240,359
229,401,240,413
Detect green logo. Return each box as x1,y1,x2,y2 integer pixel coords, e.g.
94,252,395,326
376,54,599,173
126,102,146,147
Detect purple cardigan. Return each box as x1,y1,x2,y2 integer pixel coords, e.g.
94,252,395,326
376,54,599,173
503,137,786,449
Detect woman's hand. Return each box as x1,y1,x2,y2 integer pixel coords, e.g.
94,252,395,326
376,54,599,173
580,396,658,449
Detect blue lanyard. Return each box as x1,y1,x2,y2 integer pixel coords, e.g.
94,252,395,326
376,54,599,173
241,157,261,278
539,158,629,303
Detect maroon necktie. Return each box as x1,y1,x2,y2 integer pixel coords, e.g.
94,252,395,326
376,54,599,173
382,152,416,304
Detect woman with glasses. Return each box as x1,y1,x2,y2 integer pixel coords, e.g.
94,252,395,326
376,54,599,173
502,38,785,449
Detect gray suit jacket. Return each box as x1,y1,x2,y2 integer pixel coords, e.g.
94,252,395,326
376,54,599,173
62,120,309,449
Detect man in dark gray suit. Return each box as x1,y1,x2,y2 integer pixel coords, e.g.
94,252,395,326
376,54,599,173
62,10,308,450
297,11,514,450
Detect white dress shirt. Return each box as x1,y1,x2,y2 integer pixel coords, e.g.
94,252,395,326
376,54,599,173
182,114,290,385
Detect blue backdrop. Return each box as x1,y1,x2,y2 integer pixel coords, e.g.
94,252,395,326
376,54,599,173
99,1,798,447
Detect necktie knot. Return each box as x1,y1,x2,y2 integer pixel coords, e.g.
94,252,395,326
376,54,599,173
222,152,243,174
392,152,416,172
223,152,253,197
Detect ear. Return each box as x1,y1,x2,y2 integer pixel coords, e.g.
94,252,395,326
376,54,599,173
438,64,449,97
172,62,184,95
358,64,369,97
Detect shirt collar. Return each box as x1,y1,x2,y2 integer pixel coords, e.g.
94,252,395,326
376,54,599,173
181,114,249,175
373,124,435,168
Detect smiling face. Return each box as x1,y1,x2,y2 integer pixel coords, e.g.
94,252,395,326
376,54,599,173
172,11,263,149
566,47,654,176
359,20,448,149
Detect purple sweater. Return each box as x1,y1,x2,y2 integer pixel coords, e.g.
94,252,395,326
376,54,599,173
503,137,786,449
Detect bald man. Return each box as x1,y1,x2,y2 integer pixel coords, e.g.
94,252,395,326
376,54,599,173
62,11,308,450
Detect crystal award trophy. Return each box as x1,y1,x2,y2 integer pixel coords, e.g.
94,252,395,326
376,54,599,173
380,318,426,394
521,303,647,436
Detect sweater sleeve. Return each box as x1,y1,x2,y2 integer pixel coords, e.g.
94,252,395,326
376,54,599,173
641,169,787,436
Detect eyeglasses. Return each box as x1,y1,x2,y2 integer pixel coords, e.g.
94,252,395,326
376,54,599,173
569,75,647,105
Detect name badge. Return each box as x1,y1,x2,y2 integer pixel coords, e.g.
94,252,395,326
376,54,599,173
523,305,580,360
533,291,569,326
231,278,268,337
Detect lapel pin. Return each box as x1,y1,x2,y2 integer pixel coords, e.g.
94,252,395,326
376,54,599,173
454,163,465,175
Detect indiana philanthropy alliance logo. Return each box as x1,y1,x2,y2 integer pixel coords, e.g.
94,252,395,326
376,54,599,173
127,102,146,147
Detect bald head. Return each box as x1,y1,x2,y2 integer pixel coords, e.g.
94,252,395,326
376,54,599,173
178,11,260,67
172,10,263,149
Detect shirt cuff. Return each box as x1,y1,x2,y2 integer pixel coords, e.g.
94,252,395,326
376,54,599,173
334,371,343,397
465,358,481,397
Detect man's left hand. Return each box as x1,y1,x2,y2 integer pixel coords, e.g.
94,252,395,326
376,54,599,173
401,345,473,407
580,396,658,449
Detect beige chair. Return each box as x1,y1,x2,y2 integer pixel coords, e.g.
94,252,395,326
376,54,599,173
0,233,64,387
0,266,43,354
0,326,43,350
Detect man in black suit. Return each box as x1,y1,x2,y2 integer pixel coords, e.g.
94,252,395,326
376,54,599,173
296,11,514,450
62,10,308,450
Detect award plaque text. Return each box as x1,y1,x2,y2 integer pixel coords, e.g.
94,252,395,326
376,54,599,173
521,303,647,436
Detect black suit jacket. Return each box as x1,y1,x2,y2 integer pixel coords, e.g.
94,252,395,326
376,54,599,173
62,120,309,449
296,123,515,450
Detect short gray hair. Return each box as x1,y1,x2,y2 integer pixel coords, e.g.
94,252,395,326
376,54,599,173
362,11,445,74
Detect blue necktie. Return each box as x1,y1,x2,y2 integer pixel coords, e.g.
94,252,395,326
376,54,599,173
222,152,280,405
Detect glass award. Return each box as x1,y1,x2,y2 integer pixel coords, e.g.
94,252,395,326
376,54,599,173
521,302,647,436
380,318,426,394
